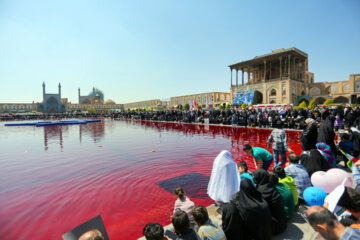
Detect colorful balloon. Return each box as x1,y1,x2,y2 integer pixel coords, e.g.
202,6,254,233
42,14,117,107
304,187,327,206
311,169,353,193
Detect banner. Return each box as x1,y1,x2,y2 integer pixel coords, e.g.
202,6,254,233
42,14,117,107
234,90,255,104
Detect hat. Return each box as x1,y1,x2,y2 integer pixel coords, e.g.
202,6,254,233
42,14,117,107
324,177,349,212
305,118,315,125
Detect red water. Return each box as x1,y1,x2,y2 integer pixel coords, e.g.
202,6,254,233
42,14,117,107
0,119,302,239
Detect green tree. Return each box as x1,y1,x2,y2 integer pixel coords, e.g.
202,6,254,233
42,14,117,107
299,101,308,109
87,107,96,113
225,103,231,110
323,99,334,106
308,99,317,108
184,103,189,110
241,103,247,109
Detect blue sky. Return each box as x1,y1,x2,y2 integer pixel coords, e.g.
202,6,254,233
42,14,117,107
0,0,359,104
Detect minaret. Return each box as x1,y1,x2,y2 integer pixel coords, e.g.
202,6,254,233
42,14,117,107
78,88,81,104
43,82,47,113
58,83,62,113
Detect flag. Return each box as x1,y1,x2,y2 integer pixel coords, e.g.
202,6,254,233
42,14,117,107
193,97,198,110
339,149,359,169
345,103,351,107
206,97,209,110
144,104,148,111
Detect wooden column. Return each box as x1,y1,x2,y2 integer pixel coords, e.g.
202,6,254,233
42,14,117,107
288,55,291,79
279,57,282,80
264,61,267,81
293,58,296,80
242,68,244,86
230,68,233,87
236,70,238,86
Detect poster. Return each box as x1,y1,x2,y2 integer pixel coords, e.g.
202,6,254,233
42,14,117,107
233,90,255,104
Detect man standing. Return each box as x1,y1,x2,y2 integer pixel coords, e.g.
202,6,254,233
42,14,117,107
267,120,292,167
300,118,318,151
243,144,273,171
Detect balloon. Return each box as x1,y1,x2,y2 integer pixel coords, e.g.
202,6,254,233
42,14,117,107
311,169,353,193
311,171,330,192
304,187,327,206
326,168,353,191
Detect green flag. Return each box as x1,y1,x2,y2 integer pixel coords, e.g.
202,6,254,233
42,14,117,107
144,104,148,111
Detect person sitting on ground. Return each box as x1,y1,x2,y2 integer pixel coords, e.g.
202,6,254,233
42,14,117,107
284,153,311,201
326,186,360,229
191,206,226,240
253,169,287,235
207,150,240,204
273,166,299,205
267,120,292,168
143,222,169,240
299,149,331,177
237,161,255,186
243,144,274,171
306,206,360,240
316,142,337,167
168,210,200,240
78,229,104,240
353,161,360,192
269,172,295,219
337,133,354,156
173,187,195,227
300,118,318,151
222,178,272,240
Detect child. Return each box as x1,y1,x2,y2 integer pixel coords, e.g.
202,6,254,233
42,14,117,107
173,187,195,227
237,161,255,185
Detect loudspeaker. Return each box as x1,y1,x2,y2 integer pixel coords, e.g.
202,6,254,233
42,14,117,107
351,94,357,104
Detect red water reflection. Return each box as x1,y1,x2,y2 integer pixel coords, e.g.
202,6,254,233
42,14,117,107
0,119,302,239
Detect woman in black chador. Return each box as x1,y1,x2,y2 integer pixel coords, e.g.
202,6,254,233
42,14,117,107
253,169,287,235
222,178,272,240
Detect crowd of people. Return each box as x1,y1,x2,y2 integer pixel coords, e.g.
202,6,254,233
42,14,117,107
117,105,360,130
141,107,360,240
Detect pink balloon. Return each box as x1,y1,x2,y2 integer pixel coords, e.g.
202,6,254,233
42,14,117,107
311,171,332,193
311,169,353,193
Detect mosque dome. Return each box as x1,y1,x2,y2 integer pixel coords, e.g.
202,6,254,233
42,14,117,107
88,88,104,100
104,99,116,105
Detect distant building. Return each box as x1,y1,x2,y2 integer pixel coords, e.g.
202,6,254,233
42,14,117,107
37,82,66,113
124,99,168,111
229,47,359,105
170,92,230,108
0,102,37,113
78,87,105,104
68,87,123,112
309,74,360,104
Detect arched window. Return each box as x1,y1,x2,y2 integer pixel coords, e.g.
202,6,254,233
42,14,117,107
270,89,277,96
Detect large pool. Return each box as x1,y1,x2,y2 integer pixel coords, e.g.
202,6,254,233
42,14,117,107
0,119,302,239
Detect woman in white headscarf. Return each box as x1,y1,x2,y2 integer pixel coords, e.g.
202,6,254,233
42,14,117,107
207,150,241,203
